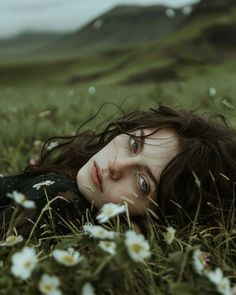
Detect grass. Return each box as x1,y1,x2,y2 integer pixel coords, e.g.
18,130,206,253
0,192,236,294
0,74,235,293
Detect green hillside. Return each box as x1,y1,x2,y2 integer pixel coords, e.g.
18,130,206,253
0,0,235,87
0,4,188,61
0,32,65,61
0,0,235,123
59,5,185,54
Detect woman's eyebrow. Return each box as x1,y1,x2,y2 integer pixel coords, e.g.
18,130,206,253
139,129,159,188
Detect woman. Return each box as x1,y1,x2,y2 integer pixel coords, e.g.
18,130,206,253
0,104,235,237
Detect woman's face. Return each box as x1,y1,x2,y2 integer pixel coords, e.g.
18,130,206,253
76,128,179,216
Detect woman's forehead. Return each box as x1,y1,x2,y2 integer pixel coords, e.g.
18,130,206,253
121,128,179,162
143,129,179,154
136,128,178,143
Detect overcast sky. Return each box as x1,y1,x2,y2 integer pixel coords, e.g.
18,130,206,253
0,0,200,39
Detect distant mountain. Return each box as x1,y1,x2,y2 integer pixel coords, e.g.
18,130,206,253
191,0,235,15
63,5,186,51
0,0,236,86
0,4,190,60
0,32,65,60
0,0,235,64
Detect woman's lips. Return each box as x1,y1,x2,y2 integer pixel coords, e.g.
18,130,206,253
91,162,103,192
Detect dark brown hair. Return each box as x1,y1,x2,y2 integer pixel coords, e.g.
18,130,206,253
24,104,236,231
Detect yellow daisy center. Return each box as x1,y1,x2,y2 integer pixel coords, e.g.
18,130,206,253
131,243,144,254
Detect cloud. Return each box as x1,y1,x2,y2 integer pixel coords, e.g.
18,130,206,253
5,0,65,11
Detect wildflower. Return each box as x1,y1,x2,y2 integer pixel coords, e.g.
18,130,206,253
81,282,96,295
83,224,115,239
125,230,151,262
206,268,231,295
88,86,96,94
52,248,82,267
0,234,23,247
98,241,116,255
182,5,192,15
38,110,51,118
192,248,208,275
33,139,42,147
39,274,61,295
163,226,176,245
165,8,176,18
208,87,217,98
96,203,126,223
7,191,36,208
11,246,38,280
32,180,55,190
67,89,75,97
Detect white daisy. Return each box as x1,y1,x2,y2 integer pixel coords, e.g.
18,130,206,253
88,86,96,94
7,190,36,208
207,268,224,285
0,234,23,247
83,224,115,239
11,246,38,280
52,248,82,267
32,180,55,190
125,230,151,262
163,226,176,245
98,241,116,255
206,268,231,295
208,87,217,98
182,5,192,15
81,282,96,295
192,248,207,275
165,8,176,18
96,203,126,223
39,274,61,295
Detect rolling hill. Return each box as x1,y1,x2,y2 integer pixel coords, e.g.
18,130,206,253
0,4,191,61
0,0,235,88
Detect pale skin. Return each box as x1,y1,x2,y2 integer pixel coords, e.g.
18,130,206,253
76,128,179,217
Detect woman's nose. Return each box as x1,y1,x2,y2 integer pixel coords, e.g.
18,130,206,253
108,158,132,180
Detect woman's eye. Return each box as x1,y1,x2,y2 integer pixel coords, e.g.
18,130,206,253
139,175,149,194
130,135,150,195
130,136,139,153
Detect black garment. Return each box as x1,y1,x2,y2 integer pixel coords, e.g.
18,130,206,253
0,172,95,237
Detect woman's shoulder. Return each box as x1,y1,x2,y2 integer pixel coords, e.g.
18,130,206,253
20,172,79,193
0,171,79,197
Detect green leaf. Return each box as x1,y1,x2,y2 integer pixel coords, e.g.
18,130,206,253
0,277,12,289
169,282,198,295
168,251,186,270
4,288,20,295
54,237,80,250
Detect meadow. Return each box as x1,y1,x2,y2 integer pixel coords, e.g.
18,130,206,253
0,3,236,294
